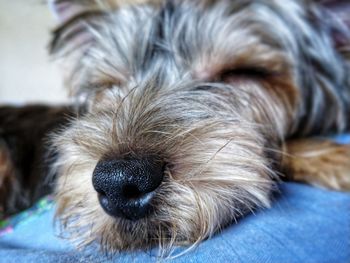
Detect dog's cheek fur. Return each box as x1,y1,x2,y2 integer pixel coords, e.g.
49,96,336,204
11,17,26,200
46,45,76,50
54,125,274,252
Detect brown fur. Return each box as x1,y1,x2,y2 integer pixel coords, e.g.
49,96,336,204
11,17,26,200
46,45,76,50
0,105,74,217
283,138,350,191
0,140,17,217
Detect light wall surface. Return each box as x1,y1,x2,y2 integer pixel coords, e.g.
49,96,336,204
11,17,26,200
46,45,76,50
0,0,67,104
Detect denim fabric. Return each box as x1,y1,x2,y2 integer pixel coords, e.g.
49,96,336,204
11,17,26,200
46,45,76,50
333,134,350,144
0,134,349,262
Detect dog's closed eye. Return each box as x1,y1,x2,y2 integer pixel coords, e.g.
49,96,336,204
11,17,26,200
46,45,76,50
194,65,277,84
218,67,274,83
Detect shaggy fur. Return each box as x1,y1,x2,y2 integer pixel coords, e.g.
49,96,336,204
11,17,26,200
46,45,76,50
1,0,350,256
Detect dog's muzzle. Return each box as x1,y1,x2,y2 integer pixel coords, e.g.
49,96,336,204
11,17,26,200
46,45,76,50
92,156,164,220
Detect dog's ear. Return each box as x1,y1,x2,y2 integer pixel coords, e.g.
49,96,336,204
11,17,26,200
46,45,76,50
48,0,120,57
48,0,121,22
49,0,97,22
48,0,112,96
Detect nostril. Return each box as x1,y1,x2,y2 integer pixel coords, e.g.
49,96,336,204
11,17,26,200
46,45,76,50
98,192,111,211
95,187,106,196
122,184,142,199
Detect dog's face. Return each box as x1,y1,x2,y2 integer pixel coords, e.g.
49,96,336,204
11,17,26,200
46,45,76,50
50,0,348,252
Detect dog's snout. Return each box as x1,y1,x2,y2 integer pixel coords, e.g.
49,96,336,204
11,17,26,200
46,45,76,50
92,157,164,220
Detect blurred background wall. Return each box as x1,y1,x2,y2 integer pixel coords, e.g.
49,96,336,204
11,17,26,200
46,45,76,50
0,0,67,104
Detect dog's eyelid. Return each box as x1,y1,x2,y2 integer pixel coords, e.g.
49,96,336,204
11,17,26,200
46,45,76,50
218,67,275,81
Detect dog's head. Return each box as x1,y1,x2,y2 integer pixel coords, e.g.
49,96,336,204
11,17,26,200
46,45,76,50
49,0,350,253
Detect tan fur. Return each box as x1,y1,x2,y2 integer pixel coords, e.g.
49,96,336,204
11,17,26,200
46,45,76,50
283,139,350,191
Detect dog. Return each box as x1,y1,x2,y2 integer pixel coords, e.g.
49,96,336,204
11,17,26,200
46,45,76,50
0,0,350,255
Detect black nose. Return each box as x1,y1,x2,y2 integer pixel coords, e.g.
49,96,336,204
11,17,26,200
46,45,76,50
92,156,164,220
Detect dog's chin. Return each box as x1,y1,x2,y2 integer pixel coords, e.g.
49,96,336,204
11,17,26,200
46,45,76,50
56,202,201,252
110,215,198,250
56,172,273,253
